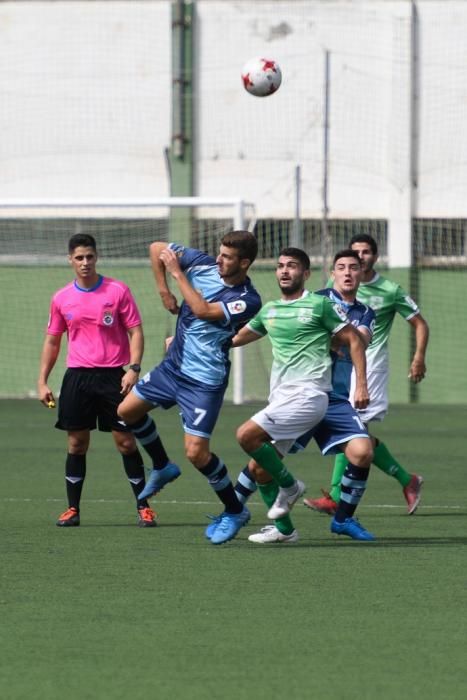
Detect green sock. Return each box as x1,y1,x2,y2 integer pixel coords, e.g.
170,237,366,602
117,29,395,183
249,443,295,488
373,442,411,487
329,452,347,502
258,482,295,535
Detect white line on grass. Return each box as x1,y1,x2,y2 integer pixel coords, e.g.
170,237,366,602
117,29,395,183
0,497,462,510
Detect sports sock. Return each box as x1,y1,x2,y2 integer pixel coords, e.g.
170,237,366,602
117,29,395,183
234,464,258,504
65,453,86,510
121,450,150,508
329,452,347,502
248,443,295,488
199,453,243,514
373,440,412,487
258,481,295,535
334,463,370,522
127,415,169,469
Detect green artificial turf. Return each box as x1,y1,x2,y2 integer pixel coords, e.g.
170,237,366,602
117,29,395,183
1,401,466,699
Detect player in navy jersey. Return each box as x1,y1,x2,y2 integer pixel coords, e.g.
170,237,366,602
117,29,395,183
117,231,261,544
232,249,376,542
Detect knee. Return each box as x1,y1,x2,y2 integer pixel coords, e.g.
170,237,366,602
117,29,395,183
345,439,373,468
184,442,207,468
68,436,88,455
236,421,260,452
115,433,138,456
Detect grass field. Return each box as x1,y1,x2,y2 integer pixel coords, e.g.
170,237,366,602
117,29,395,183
1,400,466,700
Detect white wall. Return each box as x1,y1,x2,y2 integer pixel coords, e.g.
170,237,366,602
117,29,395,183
1,0,467,236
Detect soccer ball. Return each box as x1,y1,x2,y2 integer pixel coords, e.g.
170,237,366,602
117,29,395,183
241,57,282,97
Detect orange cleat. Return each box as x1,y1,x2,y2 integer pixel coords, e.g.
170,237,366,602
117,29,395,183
137,506,158,528
56,507,80,527
303,489,337,515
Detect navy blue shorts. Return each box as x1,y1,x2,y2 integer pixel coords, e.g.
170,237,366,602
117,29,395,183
289,397,369,456
56,367,130,433
133,360,226,438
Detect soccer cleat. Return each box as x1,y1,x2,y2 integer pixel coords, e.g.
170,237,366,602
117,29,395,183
137,506,157,528
248,525,298,544
210,506,251,545
330,517,375,541
56,507,80,527
138,462,181,500
205,514,223,540
303,489,337,515
267,479,306,520
403,474,424,515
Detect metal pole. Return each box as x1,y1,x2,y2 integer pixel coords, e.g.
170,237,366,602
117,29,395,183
409,1,419,403
291,164,302,248
321,50,331,285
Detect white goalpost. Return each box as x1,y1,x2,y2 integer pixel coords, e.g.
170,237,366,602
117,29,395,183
0,197,255,403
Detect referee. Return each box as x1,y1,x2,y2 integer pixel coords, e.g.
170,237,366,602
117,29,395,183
37,233,156,528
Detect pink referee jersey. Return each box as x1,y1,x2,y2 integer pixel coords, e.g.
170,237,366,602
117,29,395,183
47,276,142,368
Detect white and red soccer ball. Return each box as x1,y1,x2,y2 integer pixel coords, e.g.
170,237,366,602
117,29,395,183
241,57,282,97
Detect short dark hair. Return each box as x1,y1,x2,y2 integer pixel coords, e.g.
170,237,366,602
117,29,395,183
68,234,97,254
348,233,378,255
278,247,311,270
221,230,258,264
333,249,361,266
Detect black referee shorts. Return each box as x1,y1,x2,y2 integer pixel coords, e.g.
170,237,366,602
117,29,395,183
56,367,131,433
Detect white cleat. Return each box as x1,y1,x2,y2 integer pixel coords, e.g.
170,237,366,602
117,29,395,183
267,479,306,520
248,525,299,544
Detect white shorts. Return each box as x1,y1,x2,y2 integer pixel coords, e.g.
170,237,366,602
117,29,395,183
350,368,389,423
250,385,329,456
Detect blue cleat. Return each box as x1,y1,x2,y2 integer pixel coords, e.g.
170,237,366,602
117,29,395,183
205,514,223,540
138,462,181,500
210,507,251,545
330,517,376,541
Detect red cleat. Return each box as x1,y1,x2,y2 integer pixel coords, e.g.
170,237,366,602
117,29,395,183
137,506,158,528
403,474,424,515
303,489,337,515
56,507,80,527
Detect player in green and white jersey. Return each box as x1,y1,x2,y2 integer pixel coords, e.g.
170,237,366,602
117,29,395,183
306,233,429,516
230,248,375,541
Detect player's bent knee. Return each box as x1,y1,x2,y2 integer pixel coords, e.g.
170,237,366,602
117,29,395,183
345,438,373,468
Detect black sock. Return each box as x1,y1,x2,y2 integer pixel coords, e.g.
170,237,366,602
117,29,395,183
128,415,169,469
121,450,149,509
65,453,86,510
334,463,370,522
199,453,242,514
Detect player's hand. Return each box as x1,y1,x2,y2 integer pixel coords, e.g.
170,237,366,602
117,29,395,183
165,335,174,352
353,384,370,410
408,358,426,383
160,248,182,277
159,290,180,315
120,371,138,395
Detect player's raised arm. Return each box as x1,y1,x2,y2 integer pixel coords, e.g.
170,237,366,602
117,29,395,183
149,241,179,315
159,246,225,321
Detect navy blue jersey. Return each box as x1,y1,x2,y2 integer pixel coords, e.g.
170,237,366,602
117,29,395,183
315,288,375,400
164,243,261,387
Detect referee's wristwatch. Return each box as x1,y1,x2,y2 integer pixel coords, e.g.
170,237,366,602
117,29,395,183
128,364,141,373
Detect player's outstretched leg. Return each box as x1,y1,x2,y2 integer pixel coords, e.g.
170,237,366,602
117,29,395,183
138,463,182,499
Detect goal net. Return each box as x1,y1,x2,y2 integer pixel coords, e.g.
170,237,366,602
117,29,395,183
0,198,269,403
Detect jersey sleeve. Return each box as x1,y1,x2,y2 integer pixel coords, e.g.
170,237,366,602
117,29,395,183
119,285,142,329
394,285,420,320
168,243,216,270
247,307,268,336
46,295,67,335
320,295,349,334
221,288,262,327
